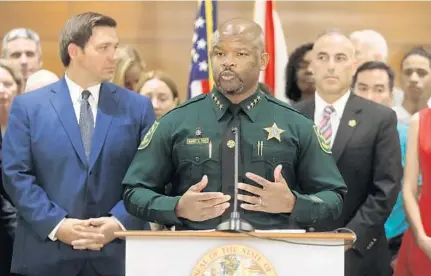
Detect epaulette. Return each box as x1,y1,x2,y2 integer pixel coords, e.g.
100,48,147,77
159,93,208,119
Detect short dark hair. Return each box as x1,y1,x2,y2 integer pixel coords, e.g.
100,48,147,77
401,46,431,69
285,42,314,102
352,61,395,91
59,12,117,67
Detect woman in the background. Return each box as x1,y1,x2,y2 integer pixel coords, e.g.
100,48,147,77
116,44,143,65
112,57,144,91
285,42,315,103
0,59,22,134
136,70,179,119
137,71,179,231
395,109,431,275
112,44,145,91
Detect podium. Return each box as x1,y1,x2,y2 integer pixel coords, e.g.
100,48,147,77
115,230,355,276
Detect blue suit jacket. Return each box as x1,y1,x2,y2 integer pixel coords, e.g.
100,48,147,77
2,78,155,276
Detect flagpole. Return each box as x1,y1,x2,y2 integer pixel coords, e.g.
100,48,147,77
205,0,215,91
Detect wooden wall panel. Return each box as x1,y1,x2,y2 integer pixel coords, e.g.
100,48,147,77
0,2,68,39
0,1,430,101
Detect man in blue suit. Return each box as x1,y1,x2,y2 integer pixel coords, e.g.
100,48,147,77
2,12,155,276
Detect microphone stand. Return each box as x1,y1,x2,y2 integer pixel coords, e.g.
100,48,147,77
216,127,255,232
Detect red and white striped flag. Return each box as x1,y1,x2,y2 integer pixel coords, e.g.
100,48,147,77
254,0,289,102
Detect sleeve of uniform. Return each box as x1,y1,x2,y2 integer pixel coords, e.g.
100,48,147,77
122,118,182,226
346,110,401,255
289,120,347,227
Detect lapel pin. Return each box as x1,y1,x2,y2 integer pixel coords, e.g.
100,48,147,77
348,120,357,128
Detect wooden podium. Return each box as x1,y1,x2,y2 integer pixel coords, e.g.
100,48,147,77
115,230,355,276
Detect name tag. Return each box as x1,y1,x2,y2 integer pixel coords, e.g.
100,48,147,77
186,138,210,145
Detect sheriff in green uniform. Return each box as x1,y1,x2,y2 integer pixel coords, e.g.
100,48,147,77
122,18,347,230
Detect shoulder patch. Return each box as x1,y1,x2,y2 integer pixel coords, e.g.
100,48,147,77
138,121,160,150
313,125,332,154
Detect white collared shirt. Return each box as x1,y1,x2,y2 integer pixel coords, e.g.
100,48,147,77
314,90,351,148
64,73,101,125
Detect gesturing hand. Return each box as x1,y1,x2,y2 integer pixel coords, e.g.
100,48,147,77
238,165,296,213
175,175,231,221
72,217,122,250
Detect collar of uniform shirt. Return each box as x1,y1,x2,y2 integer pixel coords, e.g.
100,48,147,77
211,87,265,122
315,90,351,121
64,72,101,105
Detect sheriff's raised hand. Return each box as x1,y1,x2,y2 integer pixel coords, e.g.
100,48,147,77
237,165,296,213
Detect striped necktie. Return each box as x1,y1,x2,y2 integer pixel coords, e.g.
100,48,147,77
319,105,335,146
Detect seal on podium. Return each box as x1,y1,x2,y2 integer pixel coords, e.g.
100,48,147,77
191,244,277,276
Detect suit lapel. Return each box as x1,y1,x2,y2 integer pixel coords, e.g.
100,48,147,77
50,78,87,164
331,94,362,162
89,83,119,170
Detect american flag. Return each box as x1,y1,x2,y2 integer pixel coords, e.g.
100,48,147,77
187,0,217,99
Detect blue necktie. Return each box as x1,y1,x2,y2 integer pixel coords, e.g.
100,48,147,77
79,90,94,160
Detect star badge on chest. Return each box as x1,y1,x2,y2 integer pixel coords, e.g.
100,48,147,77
264,123,285,142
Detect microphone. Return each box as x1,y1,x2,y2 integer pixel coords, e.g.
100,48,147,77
216,127,255,232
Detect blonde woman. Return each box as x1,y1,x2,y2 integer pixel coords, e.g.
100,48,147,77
112,56,144,91
115,44,143,65
136,70,179,119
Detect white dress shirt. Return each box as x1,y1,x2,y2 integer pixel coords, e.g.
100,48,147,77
48,73,124,241
314,90,351,148
65,73,100,124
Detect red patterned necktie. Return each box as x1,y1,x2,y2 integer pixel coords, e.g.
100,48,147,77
319,105,335,146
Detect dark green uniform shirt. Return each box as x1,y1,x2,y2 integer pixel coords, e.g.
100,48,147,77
122,88,347,230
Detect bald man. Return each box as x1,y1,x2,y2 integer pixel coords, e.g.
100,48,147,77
295,31,401,276
24,69,59,92
122,19,346,233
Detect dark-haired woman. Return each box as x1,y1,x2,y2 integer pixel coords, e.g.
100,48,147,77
285,43,315,103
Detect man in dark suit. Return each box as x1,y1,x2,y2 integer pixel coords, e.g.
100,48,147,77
1,133,17,275
2,12,155,276
295,31,401,276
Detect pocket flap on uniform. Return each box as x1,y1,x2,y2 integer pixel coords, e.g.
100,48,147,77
251,143,296,165
176,143,220,164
